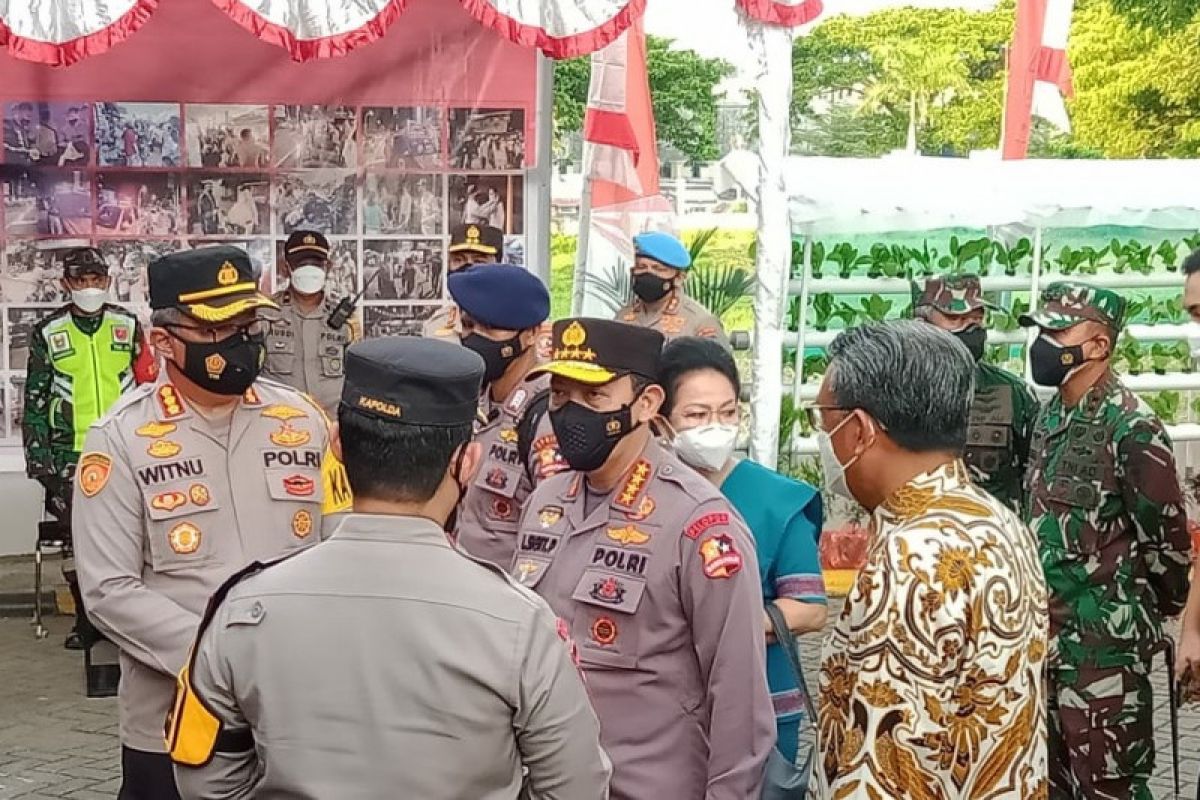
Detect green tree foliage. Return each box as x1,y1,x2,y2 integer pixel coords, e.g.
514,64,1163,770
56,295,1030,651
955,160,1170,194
553,37,733,164
1109,0,1199,29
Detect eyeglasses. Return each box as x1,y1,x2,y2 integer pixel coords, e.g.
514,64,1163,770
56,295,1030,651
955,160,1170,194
165,319,265,344
802,403,850,433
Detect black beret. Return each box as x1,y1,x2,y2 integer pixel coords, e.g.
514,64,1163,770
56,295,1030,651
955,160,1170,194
149,245,278,323
341,337,484,426
448,223,504,258
284,230,331,265
530,318,664,385
448,264,549,331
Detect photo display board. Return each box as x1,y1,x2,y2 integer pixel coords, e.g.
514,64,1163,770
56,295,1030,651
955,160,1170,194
0,0,538,444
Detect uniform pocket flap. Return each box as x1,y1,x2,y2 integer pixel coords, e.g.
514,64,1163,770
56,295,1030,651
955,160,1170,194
145,484,221,522
225,598,266,627
475,464,521,499
265,468,324,504
966,424,1011,448
571,569,646,615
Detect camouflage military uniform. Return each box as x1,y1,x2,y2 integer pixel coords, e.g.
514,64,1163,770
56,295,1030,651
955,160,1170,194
914,275,1039,510
1020,283,1192,800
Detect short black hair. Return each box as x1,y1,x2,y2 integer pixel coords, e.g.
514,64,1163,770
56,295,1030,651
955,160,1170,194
337,407,473,503
1184,248,1200,277
658,336,741,417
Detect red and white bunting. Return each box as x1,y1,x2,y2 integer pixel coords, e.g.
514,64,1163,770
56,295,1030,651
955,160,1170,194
0,0,157,65
1003,0,1076,159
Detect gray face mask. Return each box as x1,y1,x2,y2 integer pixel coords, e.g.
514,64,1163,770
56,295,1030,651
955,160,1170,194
816,412,869,505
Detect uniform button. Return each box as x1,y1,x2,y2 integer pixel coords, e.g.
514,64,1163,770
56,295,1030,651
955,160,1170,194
662,465,673,475
250,601,264,618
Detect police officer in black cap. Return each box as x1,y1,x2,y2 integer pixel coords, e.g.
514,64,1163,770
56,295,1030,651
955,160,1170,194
263,230,359,416
423,223,506,339
170,336,611,800
74,245,351,800
447,264,566,567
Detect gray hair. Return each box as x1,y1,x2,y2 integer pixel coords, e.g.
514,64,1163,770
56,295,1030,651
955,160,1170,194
150,307,189,328
827,320,974,454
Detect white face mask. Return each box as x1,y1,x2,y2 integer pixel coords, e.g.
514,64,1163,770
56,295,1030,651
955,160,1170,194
289,265,327,295
816,413,866,504
71,287,107,314
675,423,738,472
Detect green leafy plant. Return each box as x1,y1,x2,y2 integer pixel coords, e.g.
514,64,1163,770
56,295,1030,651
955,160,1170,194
1183,233,1200,254
859,294,894,322
1150,343,1177,375
1157,240,1181,272
994,238,1033,277
909,240,939,277
687,265,757,318
582,262,632,315
812,293,837,331
1055,245,1084,276
686,227,720,265
834,300,861,328
827,243,870,279
1077,245,1110,275
1115,339,1146,375
804,353,829,378
992,296,1030,332
1145,390,1181,424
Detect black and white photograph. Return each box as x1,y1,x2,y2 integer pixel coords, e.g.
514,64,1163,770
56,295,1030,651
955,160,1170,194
96,172,181,236
449,174,524,234
362,239,444,301
3,102,92,167
363,304,438,338
187,104,271,168
449,108,525,170
6,375,23,440
96,240,178,304
272,105,358,169
7,306,58,371
187,173,270,236
200,239,275,285
2,242,69,304
2,168,91,236
95,102,182,167
504,236,525,268
362,174,443,236
275,170,357,236
362,107,443,169
274,237,358,299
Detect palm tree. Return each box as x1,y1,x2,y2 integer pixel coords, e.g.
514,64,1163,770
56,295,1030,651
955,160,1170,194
860,42,971,154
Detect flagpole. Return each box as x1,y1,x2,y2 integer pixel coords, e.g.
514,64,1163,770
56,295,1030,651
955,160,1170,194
572,166,594,316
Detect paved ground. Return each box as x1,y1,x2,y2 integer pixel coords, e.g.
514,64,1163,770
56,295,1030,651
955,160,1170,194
1,565,1198,798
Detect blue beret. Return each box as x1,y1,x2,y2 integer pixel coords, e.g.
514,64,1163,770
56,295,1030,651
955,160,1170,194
448,264,550,331
633,231,691,270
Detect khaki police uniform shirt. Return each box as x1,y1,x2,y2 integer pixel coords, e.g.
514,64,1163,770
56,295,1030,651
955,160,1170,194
455,374,566,568
615,292,729,347
512,438,775,800
73,374,352,753
264,291,358,416
174,514,611,800
422,303,459,340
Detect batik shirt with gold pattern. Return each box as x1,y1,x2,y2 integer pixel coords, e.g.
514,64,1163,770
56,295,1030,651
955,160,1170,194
810,461,1049,800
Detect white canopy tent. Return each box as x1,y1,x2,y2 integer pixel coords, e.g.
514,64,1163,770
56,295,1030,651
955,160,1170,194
727,154,1200,466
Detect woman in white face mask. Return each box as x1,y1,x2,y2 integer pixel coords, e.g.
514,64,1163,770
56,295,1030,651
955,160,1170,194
659,336,828,767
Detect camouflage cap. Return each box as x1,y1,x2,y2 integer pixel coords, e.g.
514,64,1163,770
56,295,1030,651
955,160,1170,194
1019,281,1127,332
913,274,990,315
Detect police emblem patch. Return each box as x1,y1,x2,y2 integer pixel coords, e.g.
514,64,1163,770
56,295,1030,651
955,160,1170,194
283,475,315,497
606,526,650,546
271,423,311,448
589,576,627,605
539,505,563,528
189,484,211,506
147,440,183,459
151,491,188,512
590,617,618,646
78,452,113,498
168,523,201,555
292,509,314,538
698,533,743,579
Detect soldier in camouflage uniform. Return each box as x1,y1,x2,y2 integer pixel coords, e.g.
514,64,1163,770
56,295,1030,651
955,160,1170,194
23,248,155,649
914,274,1039,510
1020,281,1192,800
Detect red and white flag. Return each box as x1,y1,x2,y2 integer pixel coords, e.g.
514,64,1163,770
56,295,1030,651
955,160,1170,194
1002,0,1076,159
580,16,671,257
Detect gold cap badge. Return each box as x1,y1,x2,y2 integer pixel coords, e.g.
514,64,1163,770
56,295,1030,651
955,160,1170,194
217,262,238,286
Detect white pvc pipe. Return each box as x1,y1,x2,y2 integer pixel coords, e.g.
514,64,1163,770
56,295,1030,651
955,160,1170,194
792,236,813,401
785,329,1030,348
788,270,1185,298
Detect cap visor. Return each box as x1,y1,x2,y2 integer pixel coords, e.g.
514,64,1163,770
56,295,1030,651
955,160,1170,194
528,361,618,385
182,293,279,323
1018,311,1080,330
448,244,498,255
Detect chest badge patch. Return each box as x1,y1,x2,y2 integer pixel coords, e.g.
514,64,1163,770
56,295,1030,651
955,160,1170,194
624,495,656,522
699,533,743,579
147,440,183,459
189,484,211,506
292,509,314,539
48,331,72,356
271,423,311,448
590,617,618,646
539,505,563,528
485,468,509,491
151,491,187,512
607,526,650,546
136,421,177,439
499,427,519,444
589,576,627,605
168,523,201,555
283,475,315,497
515,560,542,584
262,405,308,422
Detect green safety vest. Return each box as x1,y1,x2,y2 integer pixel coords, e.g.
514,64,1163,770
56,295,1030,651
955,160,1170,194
43,310,137,452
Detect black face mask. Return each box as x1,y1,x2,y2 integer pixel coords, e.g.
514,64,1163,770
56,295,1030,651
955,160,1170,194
462,333,524,385
1029,335,1088,387
952,325,987,362
550,400,636,472
169,329,266,396
632,272,673,304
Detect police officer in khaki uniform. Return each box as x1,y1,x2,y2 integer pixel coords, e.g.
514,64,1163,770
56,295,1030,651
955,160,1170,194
513,317,774,799
169,336,611,800
73,246,352,800
263,230,359,416
615,231,729,347
913,274,1039,510
423,223,505,340
448,264,567,566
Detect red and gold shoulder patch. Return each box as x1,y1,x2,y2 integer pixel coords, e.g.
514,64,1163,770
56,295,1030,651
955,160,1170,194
698,533,743,579
242,386,262,406
77,452,113,498
685,512,730,541
157,385,186,419
615,460,651,509
696,326,718,338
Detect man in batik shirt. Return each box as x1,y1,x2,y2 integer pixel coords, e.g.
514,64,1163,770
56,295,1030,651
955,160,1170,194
808,321,1048,800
